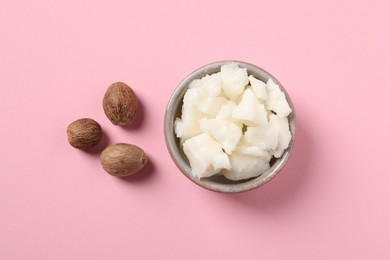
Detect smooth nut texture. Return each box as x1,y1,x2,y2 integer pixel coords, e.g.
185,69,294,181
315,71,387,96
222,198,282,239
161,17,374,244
103,82,137,125
67,118,102,149
100,143,147,176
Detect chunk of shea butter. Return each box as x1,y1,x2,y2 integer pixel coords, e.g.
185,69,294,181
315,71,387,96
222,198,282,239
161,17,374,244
222,151,270,181
183,132,231,178
245,123,279,151
266,78,292,117
248,75,268,101
174,87,204,142
224,138,271,180
197,96,227,117
201,73,222,97
220,63,249,100
216,101,236,120
200,117,242,154
235,137,272,158
232,88,268,126
269,114,292,158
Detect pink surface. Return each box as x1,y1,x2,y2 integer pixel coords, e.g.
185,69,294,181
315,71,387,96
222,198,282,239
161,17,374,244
1,0,389,259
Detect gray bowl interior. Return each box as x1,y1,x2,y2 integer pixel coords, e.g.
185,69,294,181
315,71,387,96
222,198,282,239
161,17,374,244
164,61,296,193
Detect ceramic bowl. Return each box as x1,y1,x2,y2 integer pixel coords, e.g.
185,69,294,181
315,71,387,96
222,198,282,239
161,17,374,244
164,60,296,193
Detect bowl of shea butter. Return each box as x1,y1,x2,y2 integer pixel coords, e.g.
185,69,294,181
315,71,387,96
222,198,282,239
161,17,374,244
164,61,296,193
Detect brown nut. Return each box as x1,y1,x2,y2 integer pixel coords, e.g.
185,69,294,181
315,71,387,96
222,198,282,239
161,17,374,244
100,143,147,176
67,118,102,149
103,82,137,125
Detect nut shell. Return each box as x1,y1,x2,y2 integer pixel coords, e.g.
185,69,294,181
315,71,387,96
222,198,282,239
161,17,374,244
67,118,102,149
100,143,147,176
103,82,137,125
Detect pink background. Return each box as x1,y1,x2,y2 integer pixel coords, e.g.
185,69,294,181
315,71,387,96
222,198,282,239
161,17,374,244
1,0,389,259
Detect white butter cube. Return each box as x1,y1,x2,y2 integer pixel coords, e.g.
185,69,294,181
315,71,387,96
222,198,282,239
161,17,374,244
200,117,242,154
198,96,227,117
183,133,231,178
220,63,249,100
245,124,279,151
201,73,222,97
266,79,292,117
235,137,272,160
188,79,203,89
188,78,203,89
269,114,292,158
174,115,203,143
174,88,205,142
232,89,268,126
222,152,270,181
216,101,236,120
249,75,268,101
